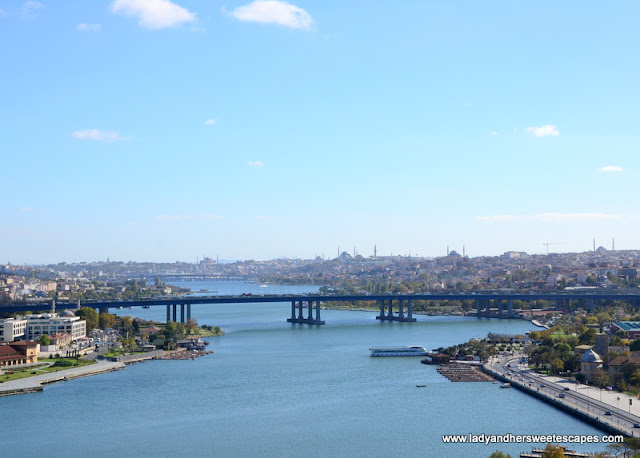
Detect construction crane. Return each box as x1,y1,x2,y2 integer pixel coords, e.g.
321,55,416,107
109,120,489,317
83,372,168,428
543,242,567,255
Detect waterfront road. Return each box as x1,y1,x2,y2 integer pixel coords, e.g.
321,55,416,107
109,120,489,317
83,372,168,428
486,354,640,437
0,360,125,396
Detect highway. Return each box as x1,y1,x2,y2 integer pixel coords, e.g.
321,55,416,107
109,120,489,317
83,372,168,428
486,354,640,437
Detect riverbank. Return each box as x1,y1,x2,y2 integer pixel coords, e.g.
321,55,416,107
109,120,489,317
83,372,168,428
0,359,125,397
483,355,639,437
0,348,214,397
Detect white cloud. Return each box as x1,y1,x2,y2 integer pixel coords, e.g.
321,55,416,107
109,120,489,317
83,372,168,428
490,131,498,136
248,160,265,167
526,124,559,137
535,213,619,222
227,1,313,30
22,1,44,17
476,212,619,223
77,23,102,32
598,165,624,173
204,119,216,125
155,213,223,222
110,0,196,30
72,129,127,141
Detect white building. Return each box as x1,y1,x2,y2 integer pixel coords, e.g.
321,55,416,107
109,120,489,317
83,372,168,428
0,317,28,342
23,311,86,342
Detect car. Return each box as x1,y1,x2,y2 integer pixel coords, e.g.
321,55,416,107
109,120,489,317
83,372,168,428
507,364,511,368
563,387,570,391
559,393,565,398
604,411,612,416
634,424,640,428
540,384,546,388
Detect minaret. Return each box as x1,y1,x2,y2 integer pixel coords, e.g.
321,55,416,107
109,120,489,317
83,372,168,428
593,238,596,252
612,238,615,251
463,245,466,257
374,245,377,257
447,245,450,256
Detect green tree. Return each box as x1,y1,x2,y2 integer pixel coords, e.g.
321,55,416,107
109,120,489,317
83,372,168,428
39,334,50,346
541,443,566,458
99,312,116,330
592,368,610,388
186,318,198,335
630,339,640,352
488,452,512,458
75,307,99,331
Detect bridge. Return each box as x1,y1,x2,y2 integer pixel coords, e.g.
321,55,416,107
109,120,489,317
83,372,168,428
3,291,640,325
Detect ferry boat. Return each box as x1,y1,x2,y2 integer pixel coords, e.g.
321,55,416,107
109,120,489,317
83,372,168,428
500,383,511,388
369,346,429,357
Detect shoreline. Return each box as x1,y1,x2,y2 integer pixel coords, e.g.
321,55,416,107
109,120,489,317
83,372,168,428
0,348,212,397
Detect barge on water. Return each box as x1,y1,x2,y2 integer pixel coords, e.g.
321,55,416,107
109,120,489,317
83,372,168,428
369,346,429,357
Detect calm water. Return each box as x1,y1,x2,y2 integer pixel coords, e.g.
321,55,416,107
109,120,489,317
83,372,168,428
3,282,606,457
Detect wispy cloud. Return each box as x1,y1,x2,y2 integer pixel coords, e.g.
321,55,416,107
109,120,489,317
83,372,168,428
72,129,128,141
22,1,44,17
535,213,619,222
526,124,559,137
476,213,619,223
155,213,223,222
110,0,196,30
248,160,265,167
598,165,624,173
77,23,102,32
204,119,216,125
226,1,313,30
489,131,499,136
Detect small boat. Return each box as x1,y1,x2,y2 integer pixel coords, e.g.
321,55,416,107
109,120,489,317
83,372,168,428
493,381,499,384
500,383,511,388
142,305,150,309
416,385,427,388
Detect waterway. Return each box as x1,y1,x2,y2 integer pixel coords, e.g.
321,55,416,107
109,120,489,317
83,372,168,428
1,282,608,457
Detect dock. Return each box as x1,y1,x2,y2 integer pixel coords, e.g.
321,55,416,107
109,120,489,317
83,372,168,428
437,363,494,382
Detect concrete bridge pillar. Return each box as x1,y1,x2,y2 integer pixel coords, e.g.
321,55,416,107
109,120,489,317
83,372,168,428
498,300,503,317
387,300,393,318
485,299,491,317
315,300,322,322
291,301,296,320
166,304,170,322
298,301,303,319
507,299,513,317
398,300,404,319
407,300,413,320
379,300,385,317
307,300,313,321
476,299,481,316
187,303,191,321
172,304,177,322
180,304,185,323
589,297,594,311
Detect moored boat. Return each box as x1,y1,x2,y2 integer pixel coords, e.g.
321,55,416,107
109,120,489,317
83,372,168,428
369,346,429,357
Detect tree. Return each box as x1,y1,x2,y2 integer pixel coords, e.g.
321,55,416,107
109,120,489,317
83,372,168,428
592,368,610,388
541,443,566,458
39,334,50,346
75,307,99,331
488,452,512,458
186,318,198,335
99,312,116,330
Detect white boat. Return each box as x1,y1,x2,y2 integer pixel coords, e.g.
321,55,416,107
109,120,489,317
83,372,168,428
500,383,511,388
369,346,429,357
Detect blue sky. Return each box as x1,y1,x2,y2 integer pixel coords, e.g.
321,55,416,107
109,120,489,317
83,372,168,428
1,1,639,264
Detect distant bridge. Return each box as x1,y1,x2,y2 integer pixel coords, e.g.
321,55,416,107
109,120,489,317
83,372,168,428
3,292,640,325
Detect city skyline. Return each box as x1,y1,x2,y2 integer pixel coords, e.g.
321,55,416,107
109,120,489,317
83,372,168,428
2,1,639,264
